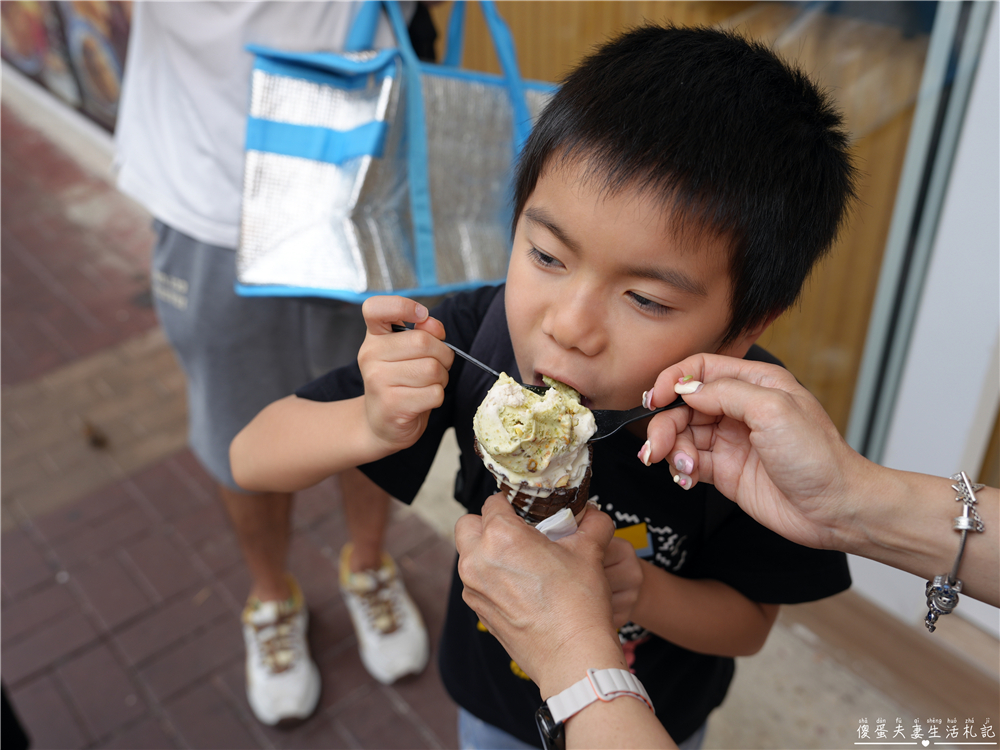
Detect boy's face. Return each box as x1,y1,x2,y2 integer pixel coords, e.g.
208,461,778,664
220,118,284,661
505,158,765,413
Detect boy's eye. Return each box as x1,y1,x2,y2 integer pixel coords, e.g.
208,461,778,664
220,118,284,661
528,247,561,268
628,291,671,316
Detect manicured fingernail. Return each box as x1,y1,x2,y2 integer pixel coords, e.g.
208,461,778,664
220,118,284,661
638,440,652,467
674,452,694,474
673,473,692,489
641,390,654,410
414,303,428,320
674,380,703,395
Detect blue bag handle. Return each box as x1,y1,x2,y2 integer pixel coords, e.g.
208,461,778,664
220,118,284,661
362,1,531,148
344,0,532,289
442,1,465,68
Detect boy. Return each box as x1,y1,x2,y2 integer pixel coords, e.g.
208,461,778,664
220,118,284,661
231,25,855,747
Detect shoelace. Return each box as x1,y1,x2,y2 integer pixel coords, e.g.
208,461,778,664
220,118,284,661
353,572,402,635
251,609,300,674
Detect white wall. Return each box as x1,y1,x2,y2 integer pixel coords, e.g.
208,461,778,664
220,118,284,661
849,9,1000,636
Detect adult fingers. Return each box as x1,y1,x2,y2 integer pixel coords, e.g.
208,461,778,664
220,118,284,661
570,505,615,557
479,492,524,530
647,353,798,413
454,512,484,558
639,407,703,489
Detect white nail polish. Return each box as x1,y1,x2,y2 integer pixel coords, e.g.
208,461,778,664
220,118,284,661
674,380,703,395
640,440,652,467
641,390,653,410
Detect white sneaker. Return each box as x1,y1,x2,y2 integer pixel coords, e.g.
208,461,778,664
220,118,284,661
242,576,321,727
339,544,430,684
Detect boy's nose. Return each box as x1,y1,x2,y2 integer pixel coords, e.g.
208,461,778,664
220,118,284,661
540,292,605,356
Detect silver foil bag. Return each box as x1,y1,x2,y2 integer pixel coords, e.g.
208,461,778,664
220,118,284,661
238,53,552,299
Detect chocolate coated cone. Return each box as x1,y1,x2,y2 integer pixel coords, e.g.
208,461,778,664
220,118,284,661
475,441,592,524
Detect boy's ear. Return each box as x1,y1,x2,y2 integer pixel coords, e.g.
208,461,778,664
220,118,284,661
716,311,782,358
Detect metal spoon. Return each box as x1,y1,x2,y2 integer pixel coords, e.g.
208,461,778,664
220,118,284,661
389,324,549,394
389,324,687,434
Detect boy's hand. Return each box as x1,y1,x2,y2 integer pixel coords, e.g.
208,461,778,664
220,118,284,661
604,537,643,628
358,296,454,453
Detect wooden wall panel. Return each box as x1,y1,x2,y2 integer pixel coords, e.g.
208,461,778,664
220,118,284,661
725,4,928,432
429,2,754,82
429,2,929,433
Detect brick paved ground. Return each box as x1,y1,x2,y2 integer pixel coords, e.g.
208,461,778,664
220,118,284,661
1,104,459,749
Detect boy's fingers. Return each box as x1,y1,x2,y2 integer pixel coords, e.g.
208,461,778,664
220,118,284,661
413,314,447,341
361,295,431,334
361,322,454,371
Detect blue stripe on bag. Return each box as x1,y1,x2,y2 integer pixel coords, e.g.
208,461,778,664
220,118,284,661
235,279,504,304
245,118,389,163
252,52,396,89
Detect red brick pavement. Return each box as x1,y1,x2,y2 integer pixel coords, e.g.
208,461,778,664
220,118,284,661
1,104,459,748
1,107,158,388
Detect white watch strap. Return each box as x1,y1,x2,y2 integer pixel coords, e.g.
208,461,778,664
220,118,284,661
547,668,654,725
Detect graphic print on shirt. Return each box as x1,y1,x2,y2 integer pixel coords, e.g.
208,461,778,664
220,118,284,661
607,502,690,646
608,504,689,573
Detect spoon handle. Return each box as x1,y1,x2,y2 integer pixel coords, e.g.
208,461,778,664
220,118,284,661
390,324,502,380
590,396,687,441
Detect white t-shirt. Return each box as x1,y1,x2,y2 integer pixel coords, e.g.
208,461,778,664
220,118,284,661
114,1,410,249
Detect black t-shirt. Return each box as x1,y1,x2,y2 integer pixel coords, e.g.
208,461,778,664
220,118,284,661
297,284,851,746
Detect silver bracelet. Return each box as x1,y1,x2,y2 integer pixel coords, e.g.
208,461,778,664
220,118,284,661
924,471,985,632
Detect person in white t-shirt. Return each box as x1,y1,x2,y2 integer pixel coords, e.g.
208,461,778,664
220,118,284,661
114,1,429,726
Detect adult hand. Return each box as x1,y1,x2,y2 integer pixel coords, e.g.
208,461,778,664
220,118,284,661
455,495,624,700
640,354,878,552
358,295,454,452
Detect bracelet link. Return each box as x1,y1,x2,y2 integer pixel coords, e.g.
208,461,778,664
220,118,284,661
925,575,962,631
924,471,984,633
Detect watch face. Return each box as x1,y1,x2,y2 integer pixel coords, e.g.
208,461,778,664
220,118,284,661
535,704,565,750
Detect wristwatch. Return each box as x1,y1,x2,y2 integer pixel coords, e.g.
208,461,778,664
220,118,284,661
535,668,654,750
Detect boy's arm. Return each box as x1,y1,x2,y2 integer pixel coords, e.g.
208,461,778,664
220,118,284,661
231,394,384,492
230,296,454,493
628,562,779,657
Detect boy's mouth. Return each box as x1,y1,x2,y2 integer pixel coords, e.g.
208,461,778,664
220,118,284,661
535,372,594,409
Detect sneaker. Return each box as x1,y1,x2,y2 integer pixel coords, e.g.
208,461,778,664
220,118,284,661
339,544,430,684
242,575,321,727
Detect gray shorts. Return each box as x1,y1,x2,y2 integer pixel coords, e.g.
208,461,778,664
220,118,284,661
151,221,367,490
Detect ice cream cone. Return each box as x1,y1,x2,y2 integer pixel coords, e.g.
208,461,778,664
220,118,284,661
475,440,592,524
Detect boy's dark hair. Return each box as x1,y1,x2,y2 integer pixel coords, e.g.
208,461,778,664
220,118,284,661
513,25,858,344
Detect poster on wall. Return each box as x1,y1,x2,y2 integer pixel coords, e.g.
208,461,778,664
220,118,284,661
1,0,131,131
57,1,131,129
1,0,81,107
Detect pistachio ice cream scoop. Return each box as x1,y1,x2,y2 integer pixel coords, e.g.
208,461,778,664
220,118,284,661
473,374,596,523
